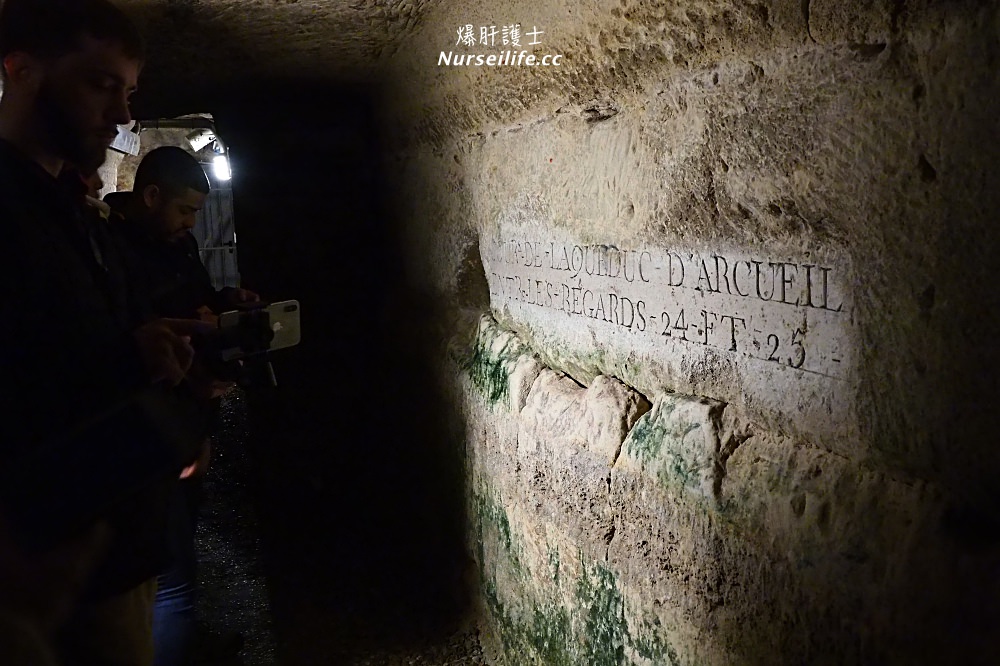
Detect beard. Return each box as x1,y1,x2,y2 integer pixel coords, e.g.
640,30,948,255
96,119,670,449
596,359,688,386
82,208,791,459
35,79,108,174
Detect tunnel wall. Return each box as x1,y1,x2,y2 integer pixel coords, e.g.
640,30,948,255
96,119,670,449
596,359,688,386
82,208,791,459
383,1,1000,663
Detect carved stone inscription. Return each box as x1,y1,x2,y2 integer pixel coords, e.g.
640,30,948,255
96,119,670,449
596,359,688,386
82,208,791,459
481,238,852,381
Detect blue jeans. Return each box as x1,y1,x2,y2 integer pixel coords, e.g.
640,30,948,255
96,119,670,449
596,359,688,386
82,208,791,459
152,479,200,666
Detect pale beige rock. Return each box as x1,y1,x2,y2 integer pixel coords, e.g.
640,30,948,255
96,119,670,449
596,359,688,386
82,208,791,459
507,353,543,413
614,392,726,503
515,369,650,558
521,370,651,466
103,1,1000,662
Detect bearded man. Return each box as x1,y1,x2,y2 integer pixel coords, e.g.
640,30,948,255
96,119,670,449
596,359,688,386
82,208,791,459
0,1,209,664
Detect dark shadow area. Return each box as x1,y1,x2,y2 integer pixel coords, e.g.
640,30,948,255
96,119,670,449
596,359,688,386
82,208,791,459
135,81,474,663
195,391,276,666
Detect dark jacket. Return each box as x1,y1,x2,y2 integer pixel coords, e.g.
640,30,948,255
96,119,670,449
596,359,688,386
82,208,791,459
0,140,186,599
104,192,229,320
105,193,226,438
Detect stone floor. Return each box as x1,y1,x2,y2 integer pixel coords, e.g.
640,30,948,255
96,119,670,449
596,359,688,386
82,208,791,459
193,390,485,666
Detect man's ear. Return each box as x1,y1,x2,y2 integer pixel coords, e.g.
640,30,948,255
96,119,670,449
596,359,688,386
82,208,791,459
2,52,41,89
141,184,160,209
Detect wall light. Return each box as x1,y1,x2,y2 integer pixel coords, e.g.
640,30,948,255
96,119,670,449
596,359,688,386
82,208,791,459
213,154,232,180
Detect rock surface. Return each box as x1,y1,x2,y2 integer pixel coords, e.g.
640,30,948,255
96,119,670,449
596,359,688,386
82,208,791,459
105,0,1000,662
413,3,1000,660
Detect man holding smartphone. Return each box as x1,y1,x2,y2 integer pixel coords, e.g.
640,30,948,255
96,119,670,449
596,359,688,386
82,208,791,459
106,147,259,315
106,145,259,665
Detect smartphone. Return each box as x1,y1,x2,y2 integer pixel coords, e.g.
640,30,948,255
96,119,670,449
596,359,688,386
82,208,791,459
216,299,301,361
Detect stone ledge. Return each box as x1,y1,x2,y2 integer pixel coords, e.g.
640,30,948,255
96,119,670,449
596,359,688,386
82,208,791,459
459,314,544,412
614,393,728,503
521,370,652,466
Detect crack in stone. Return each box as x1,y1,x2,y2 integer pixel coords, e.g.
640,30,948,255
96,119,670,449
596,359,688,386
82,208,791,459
803,0,817,43
712,404,754,501
581,100,620,123
605,472,617,563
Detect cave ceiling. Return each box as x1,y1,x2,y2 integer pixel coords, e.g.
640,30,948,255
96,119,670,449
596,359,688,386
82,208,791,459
119,0,436,115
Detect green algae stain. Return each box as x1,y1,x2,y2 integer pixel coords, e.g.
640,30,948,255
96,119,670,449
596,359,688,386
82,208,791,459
577,562,628,666
479,543,686,665
473,489,520,572
531,606,573,665
633,625,682,666
463,336,511,406
472,483,680,666
624,409,669,463
483,576,574,666
664,435,702,491
624,399,710,494
547,547,561,586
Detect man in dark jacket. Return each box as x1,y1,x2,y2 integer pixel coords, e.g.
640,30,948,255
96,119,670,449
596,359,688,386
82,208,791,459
107,145,257,665
106,145,258,320
0,1,211,664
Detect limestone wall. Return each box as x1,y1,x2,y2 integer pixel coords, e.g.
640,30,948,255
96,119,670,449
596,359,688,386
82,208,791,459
105,0,1000,660
380,1,1000,662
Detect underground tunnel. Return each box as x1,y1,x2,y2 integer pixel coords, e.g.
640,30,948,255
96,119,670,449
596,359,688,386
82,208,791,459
9,0,1000,664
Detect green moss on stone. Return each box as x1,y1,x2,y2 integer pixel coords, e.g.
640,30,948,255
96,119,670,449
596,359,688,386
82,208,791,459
483,576,575,666
633,624,682,665
473,488,522,572
473,485,681,666
622,398,712,495
547,546,561,585
463,336,511,405
577,562,628,666
531,606,573,665
625,408,669,463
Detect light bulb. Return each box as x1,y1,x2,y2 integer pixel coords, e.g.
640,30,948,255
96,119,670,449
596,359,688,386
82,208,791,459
213,154,231,180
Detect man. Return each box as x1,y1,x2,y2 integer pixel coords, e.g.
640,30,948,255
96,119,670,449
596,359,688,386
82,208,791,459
0,1,209,664
108,145,257,665
107,145,259,321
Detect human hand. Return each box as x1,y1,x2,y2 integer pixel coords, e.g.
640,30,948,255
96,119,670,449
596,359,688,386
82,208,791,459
185,360,236,401
179,439,212,480
194,305,219,327
223,287,260,306
133,318,212,386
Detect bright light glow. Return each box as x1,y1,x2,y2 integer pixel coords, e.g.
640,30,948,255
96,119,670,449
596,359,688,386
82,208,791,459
213,155,231,180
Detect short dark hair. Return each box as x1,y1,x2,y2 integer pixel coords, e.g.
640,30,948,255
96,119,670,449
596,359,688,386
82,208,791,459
134,146,210,199
0,0,144,66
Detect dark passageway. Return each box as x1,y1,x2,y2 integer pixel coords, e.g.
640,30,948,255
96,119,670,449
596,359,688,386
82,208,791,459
197,387,483,665
157,83,478,664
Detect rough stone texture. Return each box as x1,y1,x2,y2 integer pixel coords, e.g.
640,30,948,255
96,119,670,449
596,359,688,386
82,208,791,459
105,0,1000,662
402,2,1000,662
614,393,727,503
456,317,661,665
515,369,650,559
521,370,651,466
459,314,543,414
459,320,999,663
118,0,428,106
607,423,945,664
